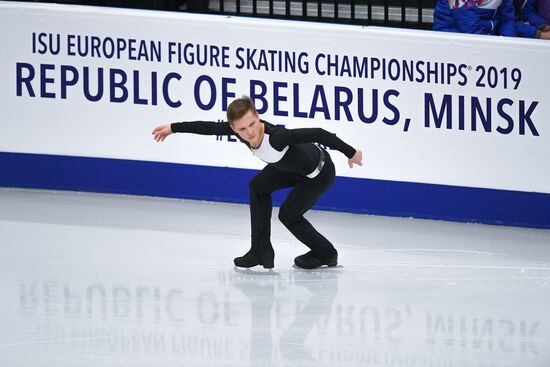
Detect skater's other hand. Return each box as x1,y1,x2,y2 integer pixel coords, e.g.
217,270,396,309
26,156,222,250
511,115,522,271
348,149,363,168
152,124,173,142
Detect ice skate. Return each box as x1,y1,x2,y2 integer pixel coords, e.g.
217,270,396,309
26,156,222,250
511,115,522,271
234,250,275,269
294,250,338,269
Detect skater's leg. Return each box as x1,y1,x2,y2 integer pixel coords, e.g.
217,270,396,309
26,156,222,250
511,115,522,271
234,165,296,268
278,155,338,268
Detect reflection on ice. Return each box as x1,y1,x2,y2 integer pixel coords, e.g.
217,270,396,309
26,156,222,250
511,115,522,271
11,266,549,366
0,188,549,366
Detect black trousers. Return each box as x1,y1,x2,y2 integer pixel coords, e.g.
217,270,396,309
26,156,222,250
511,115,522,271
248,151,337,260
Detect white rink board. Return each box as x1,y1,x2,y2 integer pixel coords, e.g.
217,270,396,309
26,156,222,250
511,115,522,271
0,2,549,193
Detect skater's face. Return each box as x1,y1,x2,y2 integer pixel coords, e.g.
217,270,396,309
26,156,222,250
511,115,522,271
231,109,262,147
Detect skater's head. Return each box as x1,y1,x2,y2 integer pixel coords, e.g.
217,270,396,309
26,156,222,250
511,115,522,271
227,95,258,125
227,96,262,147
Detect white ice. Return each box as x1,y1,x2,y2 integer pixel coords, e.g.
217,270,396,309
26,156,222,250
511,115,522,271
0,188,549,366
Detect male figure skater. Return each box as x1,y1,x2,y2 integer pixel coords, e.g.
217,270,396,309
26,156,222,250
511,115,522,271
152,96,362,269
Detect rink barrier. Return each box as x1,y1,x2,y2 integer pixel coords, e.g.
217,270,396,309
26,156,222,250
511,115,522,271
1,151,549,230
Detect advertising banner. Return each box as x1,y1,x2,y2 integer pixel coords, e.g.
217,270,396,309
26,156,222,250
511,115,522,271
1,2,549,227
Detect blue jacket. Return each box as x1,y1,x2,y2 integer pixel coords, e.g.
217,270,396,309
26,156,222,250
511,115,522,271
434,0,518,36
516,20,539,37
520,0,550,26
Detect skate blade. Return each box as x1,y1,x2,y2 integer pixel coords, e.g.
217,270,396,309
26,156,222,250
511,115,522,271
233,266,280,276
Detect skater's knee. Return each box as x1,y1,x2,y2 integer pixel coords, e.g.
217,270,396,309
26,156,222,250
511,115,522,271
278,206,299,226
248,175,263,193
249,175,275,196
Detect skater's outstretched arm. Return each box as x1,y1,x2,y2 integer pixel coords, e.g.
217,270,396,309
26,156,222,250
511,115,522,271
270,127,363,168
152,121,234,142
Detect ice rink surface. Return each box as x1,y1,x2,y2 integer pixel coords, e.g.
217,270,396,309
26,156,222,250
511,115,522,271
1,187,549,367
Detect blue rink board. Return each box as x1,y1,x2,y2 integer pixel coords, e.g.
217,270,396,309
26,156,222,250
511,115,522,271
1,152,549,229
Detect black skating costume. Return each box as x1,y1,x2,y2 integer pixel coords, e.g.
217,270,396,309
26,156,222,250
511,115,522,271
171,120,356,269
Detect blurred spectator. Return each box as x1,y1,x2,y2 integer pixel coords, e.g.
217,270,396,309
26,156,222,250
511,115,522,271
515,0,550,38
433,0,459,32
542,0,550,20
434,0,517,36
435,0,550,38
434,0,496,33
518,0,550,27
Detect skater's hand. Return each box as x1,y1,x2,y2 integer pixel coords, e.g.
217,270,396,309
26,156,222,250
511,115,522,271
152,124,173,142
348,149,363,168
